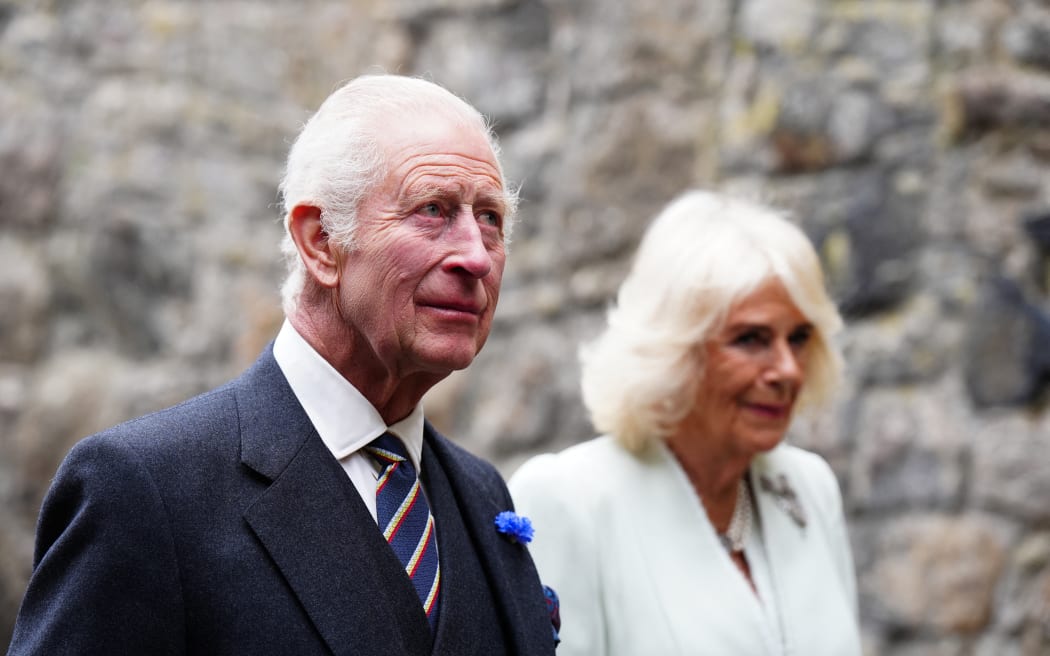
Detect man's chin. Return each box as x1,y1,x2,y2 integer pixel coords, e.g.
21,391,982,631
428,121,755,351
416,343,483,374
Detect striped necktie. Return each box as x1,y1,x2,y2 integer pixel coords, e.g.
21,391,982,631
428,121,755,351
365,433,441,629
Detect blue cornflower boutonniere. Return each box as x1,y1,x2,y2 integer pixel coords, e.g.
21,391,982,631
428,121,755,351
494,511,534,544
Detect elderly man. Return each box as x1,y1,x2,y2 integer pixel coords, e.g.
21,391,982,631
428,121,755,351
8,75,557,656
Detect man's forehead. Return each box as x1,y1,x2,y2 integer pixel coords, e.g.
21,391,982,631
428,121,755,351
389,148,505,200
380,112,499,169
399,157,503,186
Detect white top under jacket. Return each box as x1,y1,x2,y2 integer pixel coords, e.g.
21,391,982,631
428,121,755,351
509,437,863,656
273,320,425,522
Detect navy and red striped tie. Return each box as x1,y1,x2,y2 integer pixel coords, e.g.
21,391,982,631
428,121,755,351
365,433,441,629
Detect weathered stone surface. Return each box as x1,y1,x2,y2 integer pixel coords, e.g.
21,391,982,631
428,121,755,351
406,1,551,128
973,412,1050,522
785,395,855,475
947,69,1050,137
545,1,732,100
994,532,1050,640
6,351,214,519
821,170,923,316
981,156,1045,204
439,316,598,461
740,0,819,52
1000,7,1050,71
0,96,61,231
385,0,518,15
964,277,1050,407
0,506,31,654
923,147,974,241
0,238,51,363
862,514,1009,634
847,385,968,512
841,293,959,386
934,3,998,68
524,95,709,271
1025,211,1050,252
878,639,968,656
769,80,888,172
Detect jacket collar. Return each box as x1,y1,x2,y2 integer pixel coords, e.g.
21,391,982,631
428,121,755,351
423,423,556,656
236,346,431,655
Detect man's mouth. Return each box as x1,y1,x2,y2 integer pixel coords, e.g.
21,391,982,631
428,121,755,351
420,299,483,316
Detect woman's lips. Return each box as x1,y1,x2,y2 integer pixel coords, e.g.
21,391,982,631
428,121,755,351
743,402,791,419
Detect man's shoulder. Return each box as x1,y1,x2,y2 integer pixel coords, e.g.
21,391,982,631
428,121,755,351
74,382,239,461
73,348,282,462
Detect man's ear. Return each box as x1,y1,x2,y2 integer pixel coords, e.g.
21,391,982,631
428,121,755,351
287,204,340,288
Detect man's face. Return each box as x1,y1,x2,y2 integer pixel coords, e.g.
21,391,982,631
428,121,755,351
333,115,508,381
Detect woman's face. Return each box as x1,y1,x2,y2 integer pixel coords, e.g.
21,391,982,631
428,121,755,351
690,277,814,459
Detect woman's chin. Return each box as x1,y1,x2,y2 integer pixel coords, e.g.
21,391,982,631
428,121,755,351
738,429,789,457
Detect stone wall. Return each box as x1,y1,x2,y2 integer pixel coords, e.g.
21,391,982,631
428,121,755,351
2,0,1049,653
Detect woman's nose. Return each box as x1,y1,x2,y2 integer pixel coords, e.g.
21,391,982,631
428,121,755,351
766,340,804,388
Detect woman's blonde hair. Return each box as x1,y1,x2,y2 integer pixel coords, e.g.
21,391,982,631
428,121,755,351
579,190,843,453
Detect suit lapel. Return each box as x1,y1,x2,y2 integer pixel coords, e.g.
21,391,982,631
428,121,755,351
423,440,505,655
628,442,769,653
748,452,819,654
235,348,431,656
423,425,553,656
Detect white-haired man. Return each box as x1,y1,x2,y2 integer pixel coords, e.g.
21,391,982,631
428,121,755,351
9,75,558,656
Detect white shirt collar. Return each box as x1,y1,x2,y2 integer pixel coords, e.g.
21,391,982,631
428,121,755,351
272,320,425,471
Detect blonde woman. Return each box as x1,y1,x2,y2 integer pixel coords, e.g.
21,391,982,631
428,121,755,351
510,190,862,655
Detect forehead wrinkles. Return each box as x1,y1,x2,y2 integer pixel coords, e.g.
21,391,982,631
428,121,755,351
396,155,504,203
395,149,502,184
377,111,505,196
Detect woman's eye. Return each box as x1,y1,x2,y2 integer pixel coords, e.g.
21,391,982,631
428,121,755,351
732,330,766,347
420,203,442,218
789,326,813,347
478,211,501,227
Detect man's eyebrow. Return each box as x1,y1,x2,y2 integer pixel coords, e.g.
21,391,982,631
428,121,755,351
472,188,509,211
397,182,508,212
398,183,452,208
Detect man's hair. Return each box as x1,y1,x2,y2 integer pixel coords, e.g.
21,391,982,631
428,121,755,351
579,190,844,453
277,74,516,315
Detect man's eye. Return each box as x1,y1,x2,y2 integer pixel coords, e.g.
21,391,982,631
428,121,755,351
420,203,442,218
478,211,501,227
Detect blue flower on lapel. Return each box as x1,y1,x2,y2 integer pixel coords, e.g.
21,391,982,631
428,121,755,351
494,511,534,544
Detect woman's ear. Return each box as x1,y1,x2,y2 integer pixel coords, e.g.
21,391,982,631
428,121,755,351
287,204,340,288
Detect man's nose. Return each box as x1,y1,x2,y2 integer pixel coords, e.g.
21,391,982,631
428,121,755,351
444,208,493,278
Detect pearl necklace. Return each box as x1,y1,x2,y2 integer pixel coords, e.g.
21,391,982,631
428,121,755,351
718,478,752,554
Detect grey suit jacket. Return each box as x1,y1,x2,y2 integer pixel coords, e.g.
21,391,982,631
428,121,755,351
8,346,556,656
